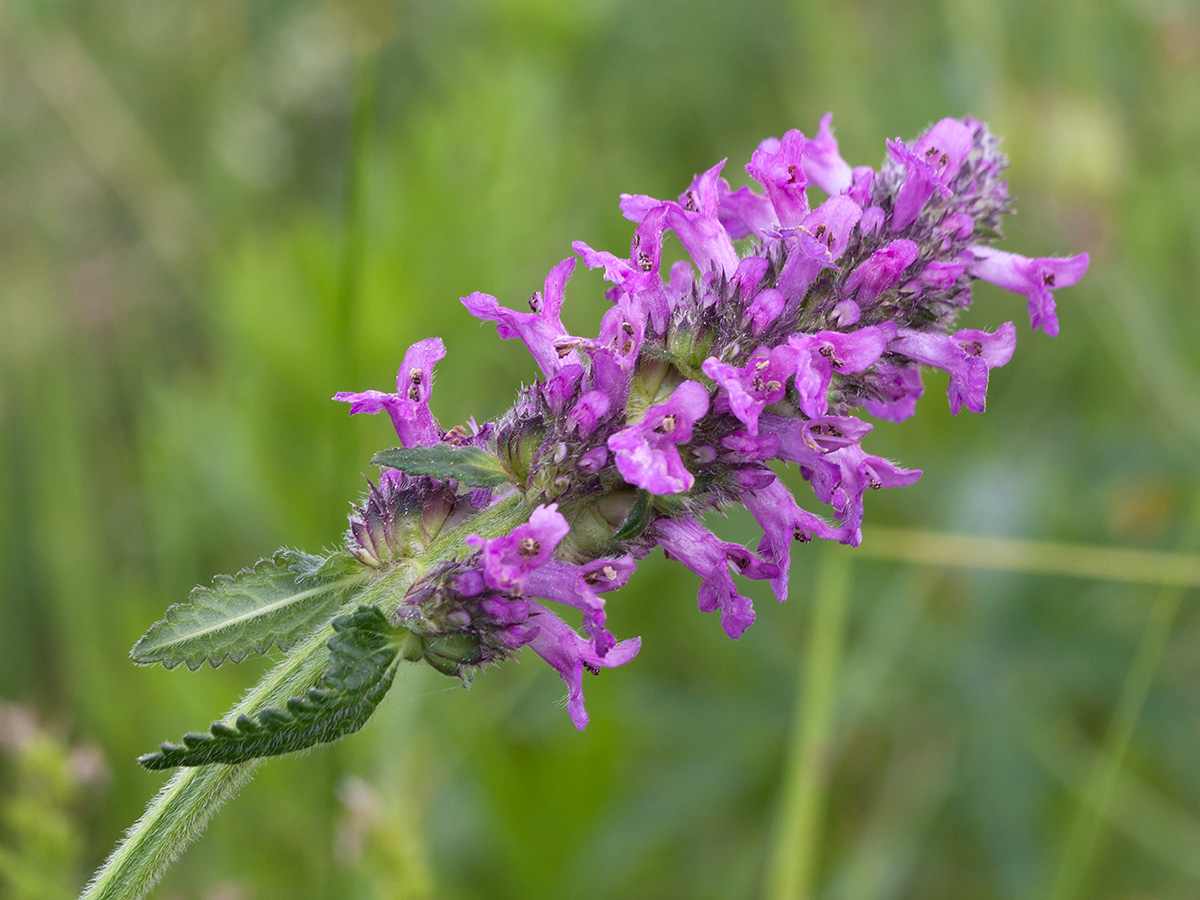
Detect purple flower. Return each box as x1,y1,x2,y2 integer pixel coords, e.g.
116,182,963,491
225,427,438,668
465,504,571,594
717,183,776,240
577,302,647,408
920,256,971,292
862,360,925,423
608,381,710,494
573,206,673,334
523,600,641,729
887,118,974,232
462,257,577,377
810,444,921,538
539,364,584,415
567,390,611,437
334,337,446,447
801,113,854,196
655,518,778,639
890,322,1017,414
842,239,920,305
621,161,740,278
760,414,919,539
789,324,896,418
702,345,798,435
746,129,811,228
525,556,637,657
734,255,771,301
744,477,849,600
721,429,782,465
969,248,1090,337
745,287,786,335
775,195,863,299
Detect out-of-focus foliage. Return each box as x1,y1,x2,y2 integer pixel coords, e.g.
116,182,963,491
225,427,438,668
1,0,1198,898
0,704,108,899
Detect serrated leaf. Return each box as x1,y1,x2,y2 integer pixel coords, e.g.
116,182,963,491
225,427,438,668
371,445,511,488
131,550,369,670
139,606,403,769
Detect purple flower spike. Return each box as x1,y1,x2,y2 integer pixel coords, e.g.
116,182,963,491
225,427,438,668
891,322,1017,414
888,118,974,232
608,381,710,494
321,116,1087,735
969,248,1090,337
745,477,849,601
789,325,896,418
524,601,641,729
465,504,571,595
747,129,812,228
802,113,854,196
334,337,446,447
702,345,798,435
655,518,778,639
461,257,577,377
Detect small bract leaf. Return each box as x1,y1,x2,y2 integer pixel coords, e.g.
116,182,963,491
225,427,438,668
371,445,511,488
131,550,369,670
139,606,404,769
612,490,653,541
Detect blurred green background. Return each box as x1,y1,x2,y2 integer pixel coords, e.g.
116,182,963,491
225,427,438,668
2,0,1199,898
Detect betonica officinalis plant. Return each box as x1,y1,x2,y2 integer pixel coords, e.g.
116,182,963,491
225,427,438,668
82,115,1087,899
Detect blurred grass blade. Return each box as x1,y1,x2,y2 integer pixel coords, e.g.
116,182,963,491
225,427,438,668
1044,489,1200,900
765,545,852,900
1023,714,1200,880
860,527,1200,587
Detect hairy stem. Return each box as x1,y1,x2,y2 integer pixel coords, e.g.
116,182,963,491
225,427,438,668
78,623,333,900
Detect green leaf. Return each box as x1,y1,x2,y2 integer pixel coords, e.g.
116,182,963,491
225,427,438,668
131,550,369,670
139,606,404,769
371,445,511,488
612,490,653,541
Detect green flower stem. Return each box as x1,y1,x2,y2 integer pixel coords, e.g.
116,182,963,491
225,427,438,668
765,544,852,900
79,492,528,900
